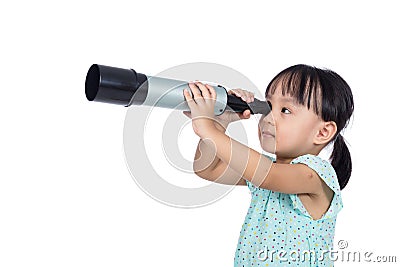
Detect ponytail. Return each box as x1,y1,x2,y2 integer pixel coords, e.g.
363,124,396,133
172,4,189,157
330,134,352,190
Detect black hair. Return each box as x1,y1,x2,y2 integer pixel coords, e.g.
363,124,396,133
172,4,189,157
265,64,354,190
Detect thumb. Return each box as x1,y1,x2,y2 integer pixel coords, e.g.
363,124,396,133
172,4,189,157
239,109,251,119
183,111,192,118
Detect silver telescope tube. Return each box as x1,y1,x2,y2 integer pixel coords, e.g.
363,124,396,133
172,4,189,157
137,76,228,115
85,64,270,116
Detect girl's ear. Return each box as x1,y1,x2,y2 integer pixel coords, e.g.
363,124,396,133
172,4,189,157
314,121,337,145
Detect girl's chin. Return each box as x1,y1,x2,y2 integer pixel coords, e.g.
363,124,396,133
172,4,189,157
260,140,275,154
263,148,275,154
260,144,275,154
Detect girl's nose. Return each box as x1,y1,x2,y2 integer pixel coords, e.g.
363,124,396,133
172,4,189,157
265,112,275,126
260,112,275,126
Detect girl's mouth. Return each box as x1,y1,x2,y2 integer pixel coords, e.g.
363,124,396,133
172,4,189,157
262,130,275,138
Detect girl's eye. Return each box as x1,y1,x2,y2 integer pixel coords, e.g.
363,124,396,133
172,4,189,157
281,107,291,114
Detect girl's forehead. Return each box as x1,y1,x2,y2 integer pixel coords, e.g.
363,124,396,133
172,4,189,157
266,76,322,115
266,91,293,100
266,84,295,99
266,92,299,108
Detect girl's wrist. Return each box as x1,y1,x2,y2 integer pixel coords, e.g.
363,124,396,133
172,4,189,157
214,121,228,132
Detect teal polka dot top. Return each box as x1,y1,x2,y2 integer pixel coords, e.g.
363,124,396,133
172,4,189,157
234,153,343,267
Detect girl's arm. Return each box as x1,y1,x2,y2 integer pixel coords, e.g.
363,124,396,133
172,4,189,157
185,85,254,186
184,82,322,195
201,128,323,195
193,123,247,186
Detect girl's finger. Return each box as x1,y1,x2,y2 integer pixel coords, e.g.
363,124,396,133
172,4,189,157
205,84,217,99
232,91,247,102
228,89,254,102
195,82,211,98
239,91,254,103
188,83,202,100
231,89,242,97
238,109,251,119
183,88,196,108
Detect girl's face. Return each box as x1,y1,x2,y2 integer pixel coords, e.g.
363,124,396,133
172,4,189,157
258,84,323,163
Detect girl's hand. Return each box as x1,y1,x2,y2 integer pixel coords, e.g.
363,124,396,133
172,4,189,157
183,87,255,131
183,82,218,138
219,88,254,126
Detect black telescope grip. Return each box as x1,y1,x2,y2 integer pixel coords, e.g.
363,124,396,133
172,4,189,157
226,94,270,115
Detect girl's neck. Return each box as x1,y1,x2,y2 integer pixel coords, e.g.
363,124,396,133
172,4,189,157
275,157,294,164
275,151,320,164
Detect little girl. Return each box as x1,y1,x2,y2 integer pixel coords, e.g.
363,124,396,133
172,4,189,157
183,64,354,266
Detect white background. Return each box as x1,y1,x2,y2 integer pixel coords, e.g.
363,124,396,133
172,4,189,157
1,1,399,266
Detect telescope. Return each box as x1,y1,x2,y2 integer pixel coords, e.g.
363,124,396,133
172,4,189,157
85,64,270,116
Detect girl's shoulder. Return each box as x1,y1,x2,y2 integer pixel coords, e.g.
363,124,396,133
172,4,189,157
256,152,341,195
246,152,344,220
290,154,340,195
289,153,343,220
